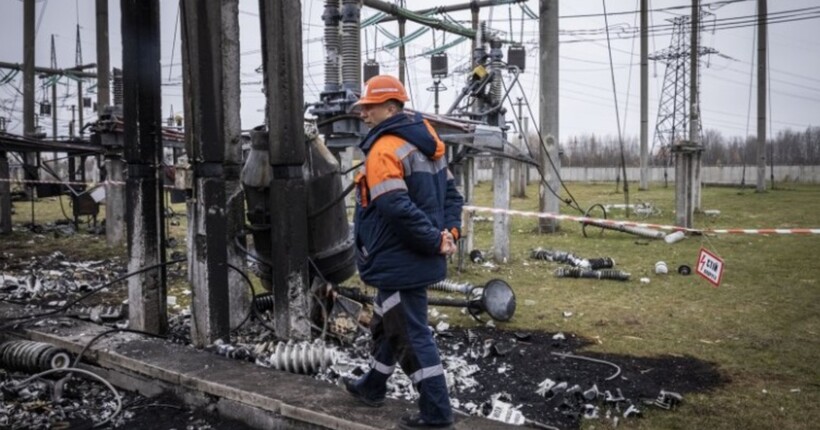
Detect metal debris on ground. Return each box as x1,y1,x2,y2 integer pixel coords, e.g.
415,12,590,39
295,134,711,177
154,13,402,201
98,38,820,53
0,340,71,372
254,340,337,375
554,267,631,281
531,248,615,270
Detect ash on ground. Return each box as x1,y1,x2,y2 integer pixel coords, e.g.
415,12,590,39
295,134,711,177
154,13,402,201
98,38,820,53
2,251,727,429
226,312,727,429
0,368,253,430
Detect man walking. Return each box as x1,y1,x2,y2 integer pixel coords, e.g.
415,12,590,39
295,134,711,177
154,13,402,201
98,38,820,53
345,75,463,430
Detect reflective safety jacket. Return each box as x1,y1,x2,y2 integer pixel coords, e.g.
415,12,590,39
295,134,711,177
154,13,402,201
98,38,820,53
354,112,463,289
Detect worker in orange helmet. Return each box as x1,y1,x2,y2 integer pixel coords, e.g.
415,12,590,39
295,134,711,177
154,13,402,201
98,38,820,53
343,75,462,430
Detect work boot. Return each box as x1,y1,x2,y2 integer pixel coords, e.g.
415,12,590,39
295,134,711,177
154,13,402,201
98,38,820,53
398,414,454,430
343,377,385,407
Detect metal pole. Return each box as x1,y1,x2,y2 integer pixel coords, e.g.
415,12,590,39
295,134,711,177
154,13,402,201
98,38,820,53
459,3,481,267
23,0,35,138
122,0,167,335
96,0,111,110
756,0,767,192
639,0,648,190
51,35,59,140
98,0,124,247
23,0,37,198
539,0,560,233
398,17,406,85
181,0,232,345
259,0,310,339
77,81,84,136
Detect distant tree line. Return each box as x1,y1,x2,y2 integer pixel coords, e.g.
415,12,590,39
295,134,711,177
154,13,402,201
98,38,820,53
527,126,820,167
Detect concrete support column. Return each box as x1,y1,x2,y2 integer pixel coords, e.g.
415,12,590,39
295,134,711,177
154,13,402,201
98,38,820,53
105,155,125,246
122,0,167,334
181,0,232,345
538,0,560,233
492,158,510,263
259,0,310,339
221,0,250,330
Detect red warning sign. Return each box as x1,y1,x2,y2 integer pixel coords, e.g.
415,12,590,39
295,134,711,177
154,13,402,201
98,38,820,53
696,248,724,287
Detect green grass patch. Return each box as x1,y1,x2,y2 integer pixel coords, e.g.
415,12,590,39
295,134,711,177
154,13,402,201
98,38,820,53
443,181,820,429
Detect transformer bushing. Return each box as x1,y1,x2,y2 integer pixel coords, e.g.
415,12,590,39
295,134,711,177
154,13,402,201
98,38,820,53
473,22,486,67
310,0,365,148
240,127,355,288
489,39,504,107
340,0,361,92
322,0,341,92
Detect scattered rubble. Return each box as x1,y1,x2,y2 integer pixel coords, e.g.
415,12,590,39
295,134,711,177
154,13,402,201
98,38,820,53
2,254,726,429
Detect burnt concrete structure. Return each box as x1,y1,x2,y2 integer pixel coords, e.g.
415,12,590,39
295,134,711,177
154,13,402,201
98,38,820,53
121,0,167,335
259,0,311,339
180,0,240,345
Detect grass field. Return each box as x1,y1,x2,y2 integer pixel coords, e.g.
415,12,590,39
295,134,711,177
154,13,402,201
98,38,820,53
4,182,820,429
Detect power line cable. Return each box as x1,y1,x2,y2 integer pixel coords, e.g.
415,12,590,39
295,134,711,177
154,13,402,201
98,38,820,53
602,0,631,209
504,74,585,214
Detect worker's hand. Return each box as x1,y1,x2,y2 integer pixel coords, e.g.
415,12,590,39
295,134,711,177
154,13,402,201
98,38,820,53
439,230,457,256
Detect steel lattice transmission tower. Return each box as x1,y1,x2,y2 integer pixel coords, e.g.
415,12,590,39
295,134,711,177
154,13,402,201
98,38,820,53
650,12,717,163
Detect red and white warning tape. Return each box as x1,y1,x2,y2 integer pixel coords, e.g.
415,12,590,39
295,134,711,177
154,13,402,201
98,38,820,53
0,177,125,187
464,205,820,235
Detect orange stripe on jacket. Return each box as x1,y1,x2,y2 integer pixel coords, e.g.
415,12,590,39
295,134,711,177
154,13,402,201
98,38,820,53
365,135,410,201
422,119,446,161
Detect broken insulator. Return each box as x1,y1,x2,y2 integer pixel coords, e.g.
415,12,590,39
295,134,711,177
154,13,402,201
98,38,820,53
208,340,254,362
530,247,565,262
554,267,630,281
256,340,336,375
253,292,275,313
0,340,71,372
428,279,473,295
587,257,615,270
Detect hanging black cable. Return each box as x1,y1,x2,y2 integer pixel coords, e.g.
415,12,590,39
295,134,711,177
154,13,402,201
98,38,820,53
507,75,586,214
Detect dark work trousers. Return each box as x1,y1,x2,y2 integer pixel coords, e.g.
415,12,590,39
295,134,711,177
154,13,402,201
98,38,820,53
351,287,453,425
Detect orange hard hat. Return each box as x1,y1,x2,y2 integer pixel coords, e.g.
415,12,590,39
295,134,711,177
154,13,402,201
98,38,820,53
354,75,409,106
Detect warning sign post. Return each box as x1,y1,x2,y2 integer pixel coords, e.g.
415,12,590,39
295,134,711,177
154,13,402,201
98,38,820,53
696,248,724,287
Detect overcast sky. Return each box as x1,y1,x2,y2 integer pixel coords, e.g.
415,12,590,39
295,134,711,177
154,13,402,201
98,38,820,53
1,0,818,150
